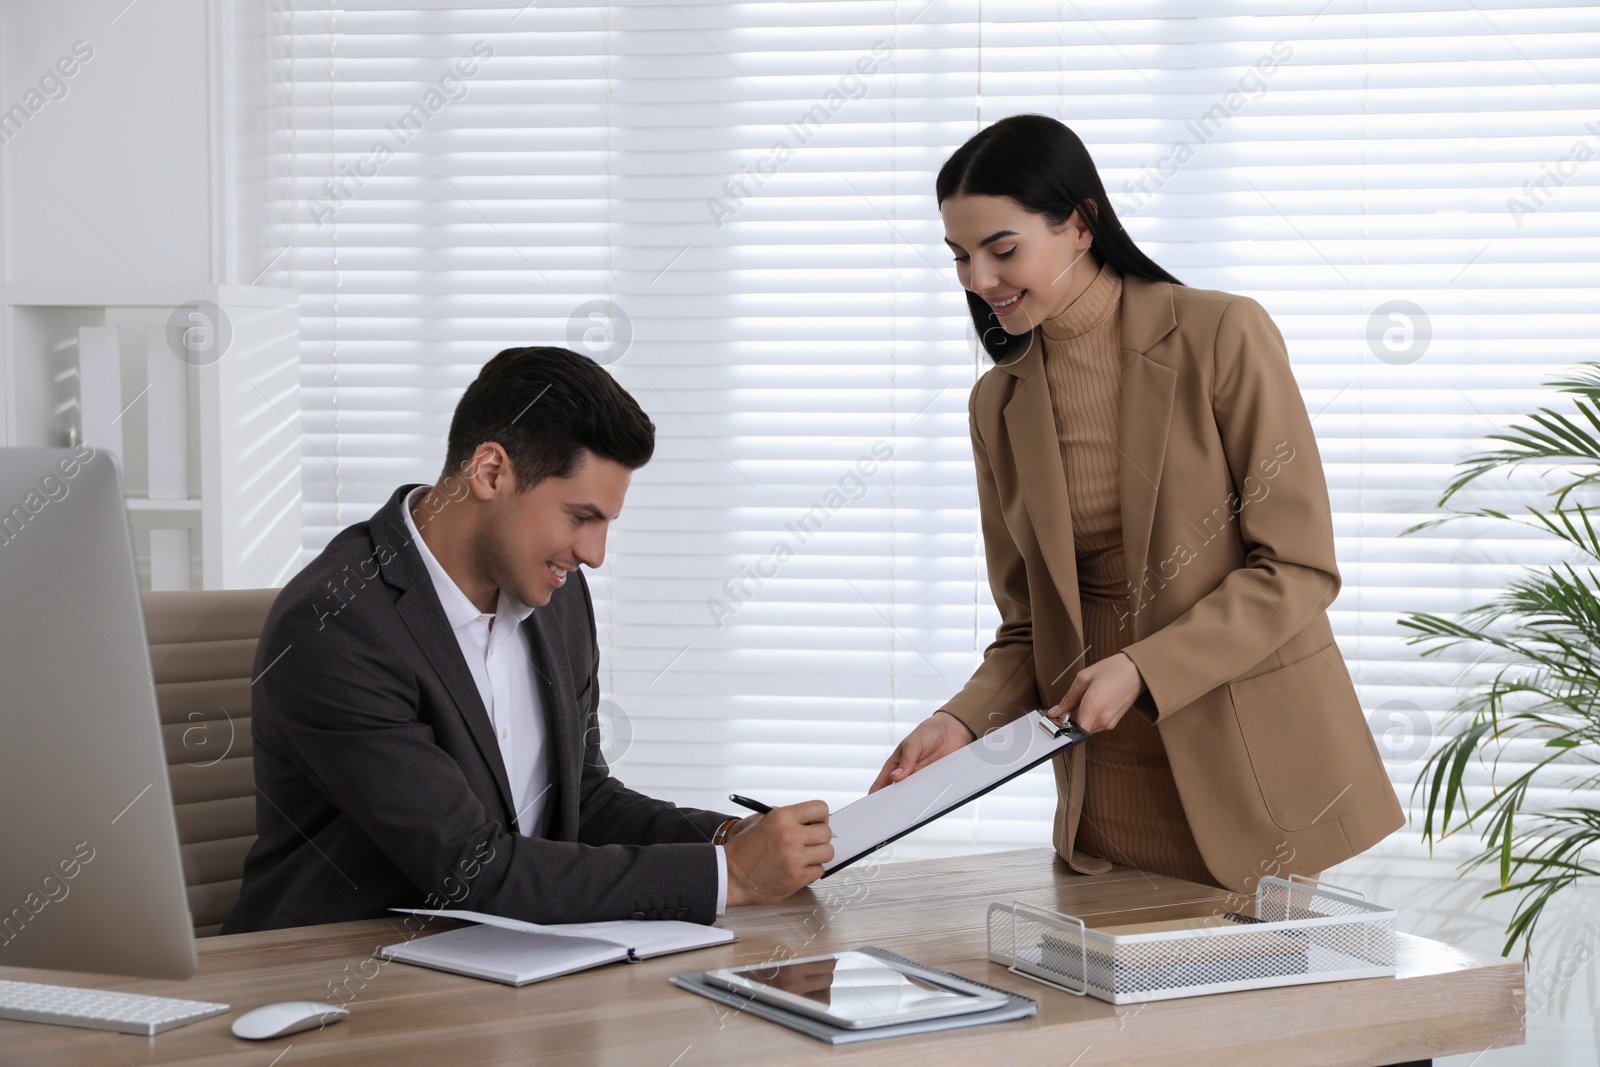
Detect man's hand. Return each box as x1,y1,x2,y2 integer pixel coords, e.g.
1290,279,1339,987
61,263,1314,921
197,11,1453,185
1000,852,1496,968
1048,652,1146,733
723,801,832,907
868,711,977,793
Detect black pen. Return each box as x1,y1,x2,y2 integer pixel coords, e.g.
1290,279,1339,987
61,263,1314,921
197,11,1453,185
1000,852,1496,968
728,794,773,814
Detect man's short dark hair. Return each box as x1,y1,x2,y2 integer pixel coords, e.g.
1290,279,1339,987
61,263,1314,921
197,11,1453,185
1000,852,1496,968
443,346,655,489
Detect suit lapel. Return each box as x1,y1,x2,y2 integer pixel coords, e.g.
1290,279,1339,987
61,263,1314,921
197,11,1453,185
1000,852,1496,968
376,492,518,825
1116,276,1181,636
1117,354,1177,634
995,273,1182,652
525,607,581,840
1003,367,1084,646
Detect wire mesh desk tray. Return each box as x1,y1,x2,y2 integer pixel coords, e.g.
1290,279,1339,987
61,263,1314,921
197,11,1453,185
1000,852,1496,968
987,875,1396,1005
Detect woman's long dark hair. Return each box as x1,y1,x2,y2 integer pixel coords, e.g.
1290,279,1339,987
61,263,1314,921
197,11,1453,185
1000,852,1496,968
937,114,1182,362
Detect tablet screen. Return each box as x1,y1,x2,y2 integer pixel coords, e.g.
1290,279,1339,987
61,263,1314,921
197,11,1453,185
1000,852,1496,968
721,951,988,1026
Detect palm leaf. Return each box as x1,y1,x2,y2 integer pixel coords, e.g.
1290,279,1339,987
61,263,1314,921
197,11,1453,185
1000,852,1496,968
1401,361,1600,958
1435,362,1600,508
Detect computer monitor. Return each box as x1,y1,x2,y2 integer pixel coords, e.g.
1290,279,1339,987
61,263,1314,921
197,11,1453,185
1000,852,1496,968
0,446,198,979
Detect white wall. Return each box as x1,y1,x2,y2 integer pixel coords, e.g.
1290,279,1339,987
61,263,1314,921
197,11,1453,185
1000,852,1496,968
0,0,284,292
0,0,300,588
1,1,212,287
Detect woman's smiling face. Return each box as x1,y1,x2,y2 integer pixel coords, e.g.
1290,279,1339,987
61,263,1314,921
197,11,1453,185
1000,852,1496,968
940,193,1096,335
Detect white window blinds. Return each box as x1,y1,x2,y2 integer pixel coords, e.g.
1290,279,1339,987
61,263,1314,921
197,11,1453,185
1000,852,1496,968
266,2,1600,860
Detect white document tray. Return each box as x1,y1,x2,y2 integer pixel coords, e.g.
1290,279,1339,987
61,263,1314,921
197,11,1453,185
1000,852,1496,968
987,875,1396,1004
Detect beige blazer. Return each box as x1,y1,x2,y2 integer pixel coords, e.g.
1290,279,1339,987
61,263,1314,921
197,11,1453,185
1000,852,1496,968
941,273,1403,894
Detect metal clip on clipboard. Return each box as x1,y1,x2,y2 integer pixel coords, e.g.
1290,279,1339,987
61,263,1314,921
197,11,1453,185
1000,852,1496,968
1036,714,1079,741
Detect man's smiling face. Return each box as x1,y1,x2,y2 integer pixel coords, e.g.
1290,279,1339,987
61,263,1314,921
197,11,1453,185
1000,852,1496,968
477,449,630,609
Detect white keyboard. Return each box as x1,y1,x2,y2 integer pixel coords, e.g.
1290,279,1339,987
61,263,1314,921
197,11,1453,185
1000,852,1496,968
0,979,229,1036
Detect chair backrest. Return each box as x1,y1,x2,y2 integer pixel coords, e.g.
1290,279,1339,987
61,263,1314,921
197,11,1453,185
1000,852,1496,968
143,588,279,936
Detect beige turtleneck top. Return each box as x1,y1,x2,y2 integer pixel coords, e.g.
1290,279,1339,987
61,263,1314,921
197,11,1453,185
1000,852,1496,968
1039,259,1216,887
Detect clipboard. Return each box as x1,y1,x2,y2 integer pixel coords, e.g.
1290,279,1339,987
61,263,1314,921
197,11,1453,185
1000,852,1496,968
823,711,1090,876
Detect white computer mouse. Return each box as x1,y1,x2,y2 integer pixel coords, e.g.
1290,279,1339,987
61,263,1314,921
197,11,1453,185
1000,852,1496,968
231,1000,349,1040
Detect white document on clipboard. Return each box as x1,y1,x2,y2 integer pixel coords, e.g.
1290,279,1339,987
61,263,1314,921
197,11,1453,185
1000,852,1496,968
823,711,1090,876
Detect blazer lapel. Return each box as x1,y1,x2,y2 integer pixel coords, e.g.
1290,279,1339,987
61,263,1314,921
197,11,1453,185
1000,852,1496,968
525,607,582,840
375,492,518,825
994,274,1183,653
1116,276,1181,641
1002,343,1084,647
1116,359,1177,637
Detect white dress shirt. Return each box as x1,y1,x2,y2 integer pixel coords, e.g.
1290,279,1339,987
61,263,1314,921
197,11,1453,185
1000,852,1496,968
404,487,549,837
402,487,727,913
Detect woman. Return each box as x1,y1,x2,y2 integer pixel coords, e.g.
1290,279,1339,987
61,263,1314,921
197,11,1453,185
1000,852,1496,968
871,115,1402,893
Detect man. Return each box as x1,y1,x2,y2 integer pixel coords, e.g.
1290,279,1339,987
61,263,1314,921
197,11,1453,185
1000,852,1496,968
224,346,831,932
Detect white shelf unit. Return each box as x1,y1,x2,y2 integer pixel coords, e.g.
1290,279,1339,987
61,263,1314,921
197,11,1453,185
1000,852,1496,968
0,284,303,590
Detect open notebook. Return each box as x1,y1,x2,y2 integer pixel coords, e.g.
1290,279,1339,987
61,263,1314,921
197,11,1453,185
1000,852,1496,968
378,908,736,987
824,711,1089,876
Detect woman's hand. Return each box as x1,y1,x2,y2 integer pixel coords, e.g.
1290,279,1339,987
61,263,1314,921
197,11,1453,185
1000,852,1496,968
869,711,977,793
1048,652,1147,733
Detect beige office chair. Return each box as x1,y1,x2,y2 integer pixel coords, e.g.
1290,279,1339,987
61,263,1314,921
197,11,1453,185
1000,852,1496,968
143,588,279,936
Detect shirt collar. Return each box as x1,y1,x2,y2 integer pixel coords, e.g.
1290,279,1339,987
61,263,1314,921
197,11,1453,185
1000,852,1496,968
402,486,536,631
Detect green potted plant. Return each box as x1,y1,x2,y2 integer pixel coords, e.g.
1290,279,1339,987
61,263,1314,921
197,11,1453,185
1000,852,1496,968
1400,363,1600,958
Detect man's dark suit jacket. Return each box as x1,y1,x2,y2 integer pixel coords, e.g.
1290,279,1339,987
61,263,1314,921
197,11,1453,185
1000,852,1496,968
222,485,730,933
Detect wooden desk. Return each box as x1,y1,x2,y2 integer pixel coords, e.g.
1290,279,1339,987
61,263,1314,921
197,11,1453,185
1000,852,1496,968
2,849,1523,1066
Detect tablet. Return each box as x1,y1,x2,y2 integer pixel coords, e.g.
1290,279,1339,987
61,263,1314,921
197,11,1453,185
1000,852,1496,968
702,950,1009,1030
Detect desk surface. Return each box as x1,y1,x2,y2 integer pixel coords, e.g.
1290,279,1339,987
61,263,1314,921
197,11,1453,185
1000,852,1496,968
2,849,1523,1066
